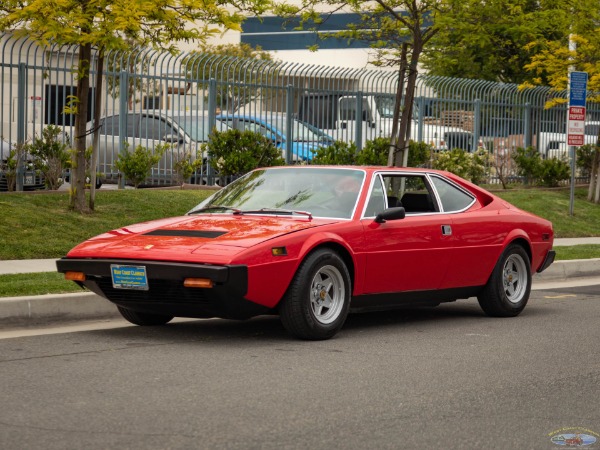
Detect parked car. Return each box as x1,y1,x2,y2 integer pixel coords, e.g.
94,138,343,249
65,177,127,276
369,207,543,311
215,113,335,161
0,140,45,191
88,112,230,183
537,121,600,159
57,166,555,340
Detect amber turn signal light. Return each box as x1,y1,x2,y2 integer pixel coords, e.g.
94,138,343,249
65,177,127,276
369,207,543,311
184,278,214,288
271,247,287,256
65,271,86,282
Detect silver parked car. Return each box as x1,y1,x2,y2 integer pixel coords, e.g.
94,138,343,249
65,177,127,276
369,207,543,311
88,112,230,184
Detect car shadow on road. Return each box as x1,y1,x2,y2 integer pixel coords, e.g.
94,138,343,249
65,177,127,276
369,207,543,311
83,297,555,343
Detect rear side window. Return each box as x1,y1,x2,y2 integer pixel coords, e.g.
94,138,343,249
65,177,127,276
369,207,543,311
430,176,475,212
101,114,139,137
139,116,174,140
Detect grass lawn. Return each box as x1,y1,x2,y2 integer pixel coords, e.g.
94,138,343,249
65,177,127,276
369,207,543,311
492,187,600,238
0,272,83,297
0,189,213,260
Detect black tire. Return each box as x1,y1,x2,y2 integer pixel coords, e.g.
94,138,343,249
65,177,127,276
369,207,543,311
477,244,531,317
117,306,174,326
279,249,351,340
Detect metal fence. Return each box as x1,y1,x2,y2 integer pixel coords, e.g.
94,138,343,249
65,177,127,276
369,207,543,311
2,33,598,189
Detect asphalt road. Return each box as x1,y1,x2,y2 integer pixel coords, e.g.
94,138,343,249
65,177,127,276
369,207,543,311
1,285,599,450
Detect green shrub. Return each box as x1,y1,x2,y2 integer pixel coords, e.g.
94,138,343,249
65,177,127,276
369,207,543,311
114,143,168,188
355,138,388,165
311,141,357,165
204,129,284,177
311,138,433,167
512,146,542,185
407,140,433,167
577,144,598,176
0,144,21,191
512,146,570,187
173,152,203,187
538,157,570,187
26,125,70,190
432,148,491,184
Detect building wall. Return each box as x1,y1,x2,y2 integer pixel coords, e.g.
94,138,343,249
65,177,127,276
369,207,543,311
180,13,381,69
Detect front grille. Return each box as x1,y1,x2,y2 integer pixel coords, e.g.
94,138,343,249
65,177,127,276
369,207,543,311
96,278,208,304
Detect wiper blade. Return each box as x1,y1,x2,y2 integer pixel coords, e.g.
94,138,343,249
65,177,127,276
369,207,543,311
188,205,243,215
242,208,313,219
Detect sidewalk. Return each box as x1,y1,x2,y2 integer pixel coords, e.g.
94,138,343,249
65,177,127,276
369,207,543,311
1,238,599,325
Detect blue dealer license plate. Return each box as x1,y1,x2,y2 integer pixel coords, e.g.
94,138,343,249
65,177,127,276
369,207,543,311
111,265,149,290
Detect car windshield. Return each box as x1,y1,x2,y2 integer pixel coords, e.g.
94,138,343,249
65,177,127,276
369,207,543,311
375,96,395,119
289,119,330,142
189,167,365,219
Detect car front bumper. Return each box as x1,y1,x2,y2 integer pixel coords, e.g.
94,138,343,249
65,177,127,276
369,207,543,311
56,258,271,319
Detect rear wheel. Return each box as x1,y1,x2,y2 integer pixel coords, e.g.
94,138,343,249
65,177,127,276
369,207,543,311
279,249,351,340
477,244,531,317
117,306,174,326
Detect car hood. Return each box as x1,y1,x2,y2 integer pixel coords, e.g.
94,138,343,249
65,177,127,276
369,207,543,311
66,214,336,262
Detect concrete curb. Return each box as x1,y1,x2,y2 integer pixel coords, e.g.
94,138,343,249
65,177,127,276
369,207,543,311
534,258,600,281
1,259,599,326
0,292,119,324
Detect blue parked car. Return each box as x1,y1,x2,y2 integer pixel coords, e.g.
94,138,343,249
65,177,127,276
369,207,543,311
215,113,334,161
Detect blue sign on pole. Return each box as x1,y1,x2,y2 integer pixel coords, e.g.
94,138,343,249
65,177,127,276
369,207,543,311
569,71,588,107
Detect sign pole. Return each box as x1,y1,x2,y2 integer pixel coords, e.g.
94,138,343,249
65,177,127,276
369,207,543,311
567,71,588,216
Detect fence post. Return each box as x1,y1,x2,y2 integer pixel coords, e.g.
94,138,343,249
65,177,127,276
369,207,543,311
16,63,26,191
524,102,532,148
416,96,424,143
207,78,217,184
355,91,363,151
285,85,294,164
473,99,481,152
118,70,129,189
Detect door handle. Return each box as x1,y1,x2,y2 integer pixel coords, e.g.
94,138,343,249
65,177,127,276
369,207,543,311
441,225,452,236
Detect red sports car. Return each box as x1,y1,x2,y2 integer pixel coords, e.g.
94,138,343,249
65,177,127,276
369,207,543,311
57,166,555,340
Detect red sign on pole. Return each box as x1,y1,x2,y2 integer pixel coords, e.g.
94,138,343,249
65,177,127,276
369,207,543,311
567,106,586,146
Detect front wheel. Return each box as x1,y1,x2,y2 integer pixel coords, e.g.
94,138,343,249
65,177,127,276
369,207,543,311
117,306,174,326
477,244,531,317
279,249,351,340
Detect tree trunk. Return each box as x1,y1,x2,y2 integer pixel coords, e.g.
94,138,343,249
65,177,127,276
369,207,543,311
89,52,105,211
394,39,422,168
70,42,92,212
388,43,408,166
588,149,599,202
595,152,600,204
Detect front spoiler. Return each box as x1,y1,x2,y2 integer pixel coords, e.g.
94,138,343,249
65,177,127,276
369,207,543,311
56,258,270,320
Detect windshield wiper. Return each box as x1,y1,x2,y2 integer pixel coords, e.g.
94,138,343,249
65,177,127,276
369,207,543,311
188,205,243,215
241,208,313,219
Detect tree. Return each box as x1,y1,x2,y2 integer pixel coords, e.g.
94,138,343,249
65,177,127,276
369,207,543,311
184,43,275,113
520,0,600,202
421,0,562,84
0,0,267,212
275,0,450,167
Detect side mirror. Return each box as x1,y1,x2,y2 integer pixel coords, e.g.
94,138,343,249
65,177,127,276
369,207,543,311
163,134,185,144
375,207,405,224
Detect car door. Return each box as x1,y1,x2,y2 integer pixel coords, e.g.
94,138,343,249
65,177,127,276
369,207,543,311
138,114,182,176
360,172,454,294
95,113,141,178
